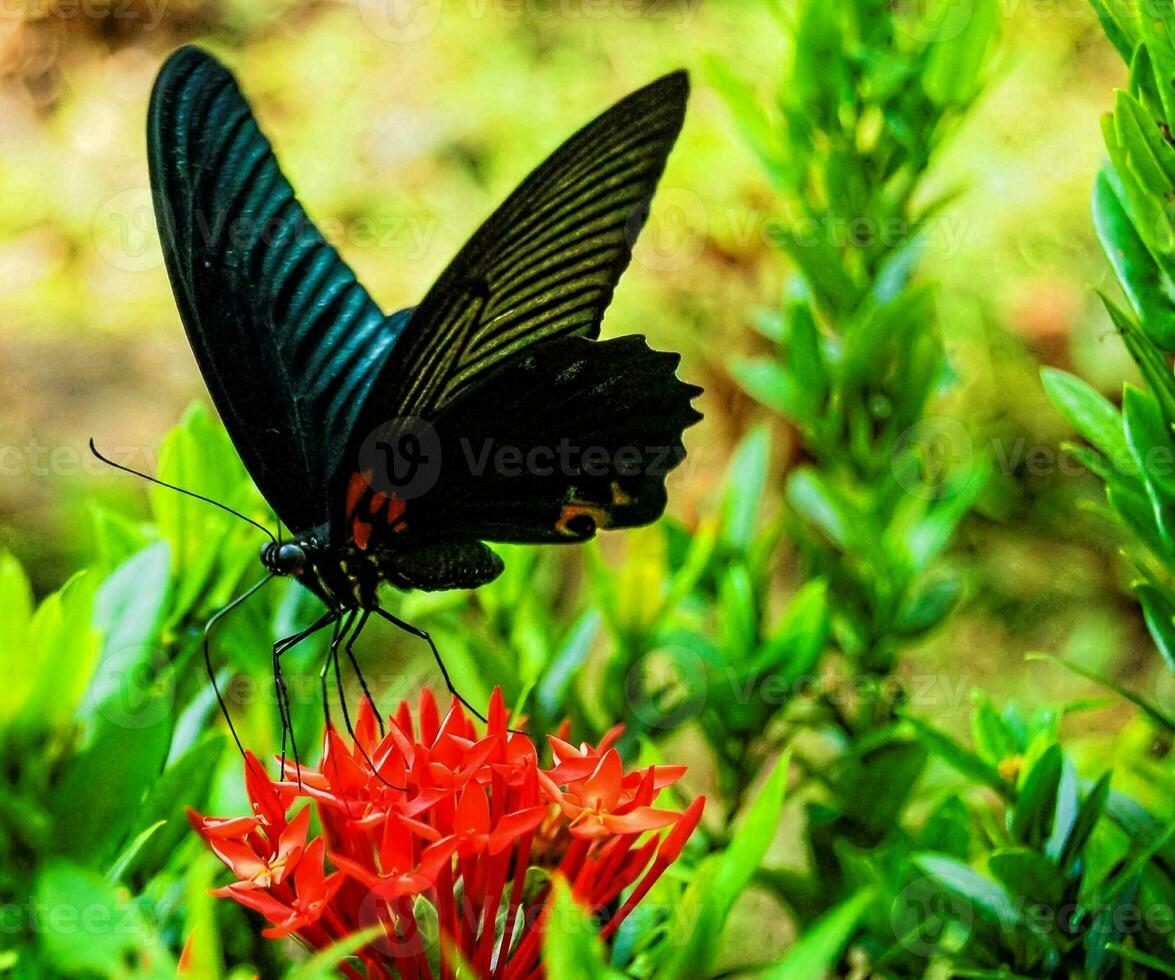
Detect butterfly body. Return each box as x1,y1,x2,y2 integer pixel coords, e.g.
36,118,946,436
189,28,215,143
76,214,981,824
149,46,700,611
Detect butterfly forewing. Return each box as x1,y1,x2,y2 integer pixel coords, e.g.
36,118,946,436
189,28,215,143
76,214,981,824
148,45,407,533
352,70,690,425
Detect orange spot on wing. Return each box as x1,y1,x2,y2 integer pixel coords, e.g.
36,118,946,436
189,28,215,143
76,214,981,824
370,492,389,515
351,515,372,551
346,471,371,517
556,502,610,537
386,497,406,524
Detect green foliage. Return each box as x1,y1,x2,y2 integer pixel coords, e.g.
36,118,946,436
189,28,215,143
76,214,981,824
3,1,1175,977
1044,0,1175,680
543,881,626,980
654,753,790,977
716,0,994,685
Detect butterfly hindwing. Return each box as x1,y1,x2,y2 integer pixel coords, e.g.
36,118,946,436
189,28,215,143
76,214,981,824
344,335,701,563
148,45,407,532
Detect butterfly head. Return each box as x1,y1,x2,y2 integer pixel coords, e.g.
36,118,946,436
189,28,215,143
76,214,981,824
261,540,309,576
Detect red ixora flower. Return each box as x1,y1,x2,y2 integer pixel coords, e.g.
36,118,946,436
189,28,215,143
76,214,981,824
188,689,704,979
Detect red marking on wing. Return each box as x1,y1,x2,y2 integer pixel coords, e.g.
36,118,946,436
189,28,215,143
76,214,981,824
370,491,389,515
386,497,406,524
351,515,372,551
346,471,370,517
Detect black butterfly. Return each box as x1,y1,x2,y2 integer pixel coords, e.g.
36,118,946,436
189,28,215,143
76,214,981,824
137,46,700,751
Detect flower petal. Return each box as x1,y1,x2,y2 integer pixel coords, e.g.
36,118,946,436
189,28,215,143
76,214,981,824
601,807,680,836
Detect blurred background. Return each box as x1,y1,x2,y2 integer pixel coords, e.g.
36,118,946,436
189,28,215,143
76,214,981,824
0,0,1153,739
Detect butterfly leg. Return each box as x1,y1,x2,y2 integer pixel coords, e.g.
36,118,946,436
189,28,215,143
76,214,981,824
319,609,374,807
201,573,275,758
342,609,387,737
273,610,336,781
373,607,488,723
319,611,355,735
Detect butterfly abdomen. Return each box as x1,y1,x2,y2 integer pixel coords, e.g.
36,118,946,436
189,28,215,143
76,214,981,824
375,538,505,593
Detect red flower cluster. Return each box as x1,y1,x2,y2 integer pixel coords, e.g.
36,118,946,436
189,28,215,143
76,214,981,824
188,689,704,979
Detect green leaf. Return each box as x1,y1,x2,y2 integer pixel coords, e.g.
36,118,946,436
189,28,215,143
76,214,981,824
786,467,853,551
654,753,790,978
11,571,100,732
921,0,998,107
105,820,165,885
763,887,875,979
903,714,1010,797
1009,743,1062,847
127,733,226,881
1059,772,1112,874
1136,579,1175,671
537,611,599,717
733,355,810,419
1089,0,1140,61
971,694,1019,766
894,575,961,637
1114,89,1175,194
896,461,990,578
1124,384,1175,498
1040,367,1129,467
0,550,33,644
1105,942,1175,977
286,926,388,980
1136,0,1175,131
1092,815,1175,908
1027,653,1175,732
181,854,224,980
35,860,170,977
986,848,1066,907
919,796,974,859
720,564,758,658
1094,171,1175,351
722,425,772,552
835,738,928,837
51,682,173,864
79,541,172,725
911,854,1019,933
543,879,625,979
784,295,828,415
752,579,829,682
776,223,861,315
154,403,258,621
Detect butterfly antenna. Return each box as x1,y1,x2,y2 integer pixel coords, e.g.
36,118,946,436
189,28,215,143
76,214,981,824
89,439,277,544
204,572,277,757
